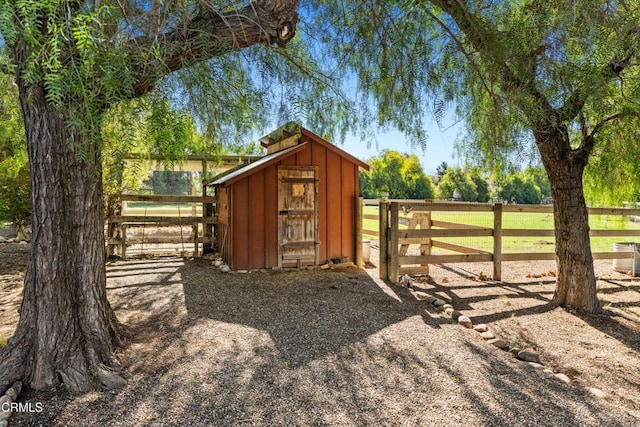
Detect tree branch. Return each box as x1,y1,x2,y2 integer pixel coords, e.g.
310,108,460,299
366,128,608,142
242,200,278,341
127,0,300,98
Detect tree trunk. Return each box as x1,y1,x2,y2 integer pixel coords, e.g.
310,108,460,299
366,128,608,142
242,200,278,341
0,79,125,393
536,128,601,313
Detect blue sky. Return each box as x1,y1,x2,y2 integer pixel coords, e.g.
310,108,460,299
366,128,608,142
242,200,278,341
340,119,464,175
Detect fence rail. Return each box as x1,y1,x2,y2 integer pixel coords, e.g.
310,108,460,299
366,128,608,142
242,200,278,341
370,200,640,284
106,194,216,258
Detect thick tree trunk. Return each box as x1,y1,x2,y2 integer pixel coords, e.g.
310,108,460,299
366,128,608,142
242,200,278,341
0,80,125,393
536,128,601,313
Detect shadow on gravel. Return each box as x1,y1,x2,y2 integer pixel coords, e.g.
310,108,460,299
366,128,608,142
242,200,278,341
10,257,639,426
178,261,442,367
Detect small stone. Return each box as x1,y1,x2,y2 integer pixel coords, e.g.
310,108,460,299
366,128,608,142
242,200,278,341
444,307,454,317
555,373,571,384
451,310,463,320
432,299,446,308
213,260,223,267
4,388,17,399
18,241,28,245
528,362,545,369
413,291,430,301
517,349,541,363
0,236,6,243
237,270,249,274
474,324,489,333
457,315,473,328
220,265,230,273
543,368,554,374
320,263,330,269
441,304,453,311
588,387,606,398
6,238,14,243
11,382,21,395
480,331,495,340
272,266,283,271
400,274,413,287
0,420,8,427
486,338,509,350
0,396,11,421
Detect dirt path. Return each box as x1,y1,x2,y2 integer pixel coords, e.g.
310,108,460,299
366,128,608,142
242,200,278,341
1,245,640,426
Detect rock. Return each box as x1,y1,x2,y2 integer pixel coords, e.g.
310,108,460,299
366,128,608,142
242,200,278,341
480,331,495,340
0,420,8,427
588,387,606,398
444,307,454,317
543,368,554,374
6,238,14,243
432,299,446,308
213,260,223,267
413,291,431,301
441,304,453,311
0,236,6,243
220,265,230,273
272,266,283,271
458,315,473,328
18,241,28,245
11,382,21,395
320,263,330,269
473,324,489,333
237,270,249,274
517,349,541,363
528,362,545,369
0,396,11,420
555,373,571,384
4,388,17,399
451,310,463,320
400,274,413,287
486,338,510,350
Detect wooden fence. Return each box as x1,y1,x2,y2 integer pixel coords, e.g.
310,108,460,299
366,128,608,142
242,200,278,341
106,194,216,258
369,200,640,284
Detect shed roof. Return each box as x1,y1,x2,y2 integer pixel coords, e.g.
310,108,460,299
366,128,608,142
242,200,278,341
210,142,307,186
209,124,369,187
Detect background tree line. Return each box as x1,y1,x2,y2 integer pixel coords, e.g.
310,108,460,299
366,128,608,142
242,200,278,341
360,154,551,205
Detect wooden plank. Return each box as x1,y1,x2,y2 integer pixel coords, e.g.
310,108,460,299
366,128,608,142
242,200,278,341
341,158,355,261
193,223,199,256
431,220,490,230
593,251,635,260
280,241,318,248
121,225,127,259
249,170,266,269
502,205,554,213
493,203,503,281
379,201,388,280
389,202,399,284
312,142,328,264
279,209,315,216
590,229,640,237
363,199,380,206
588,207,640,216
109,216,217,224
400,228,493,238
279,177,316,183
119,194,216,203
363,230,380,237
409,254,494,264
356,197,364,268
326,149,342,259
399,266,430,275
363,214,378,221
431,240,491,254
234,178,250,270
266,134,299,155
503,229,555,237
265,164,279,267
502,253,556,261
411,203,494,212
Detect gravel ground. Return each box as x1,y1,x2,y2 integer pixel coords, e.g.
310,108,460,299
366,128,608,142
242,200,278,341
1,242,640,426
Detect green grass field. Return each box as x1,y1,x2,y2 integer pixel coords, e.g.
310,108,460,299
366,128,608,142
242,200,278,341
362,205,640,254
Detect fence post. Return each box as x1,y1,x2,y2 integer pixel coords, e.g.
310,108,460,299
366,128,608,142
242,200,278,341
379,199,389,280
493,203,503,281
121,224,128,259
389,202,399,284
355,197,364,268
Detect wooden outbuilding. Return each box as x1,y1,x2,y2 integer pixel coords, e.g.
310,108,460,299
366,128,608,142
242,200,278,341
209,123,369,270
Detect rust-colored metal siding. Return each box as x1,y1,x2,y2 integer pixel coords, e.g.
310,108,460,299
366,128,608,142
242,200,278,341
223,133,363,270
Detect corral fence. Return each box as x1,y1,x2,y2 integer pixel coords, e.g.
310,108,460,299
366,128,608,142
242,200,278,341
106,194,216,258
362,199,640,284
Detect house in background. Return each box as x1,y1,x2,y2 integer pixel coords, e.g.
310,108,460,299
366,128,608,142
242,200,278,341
209,123,369,270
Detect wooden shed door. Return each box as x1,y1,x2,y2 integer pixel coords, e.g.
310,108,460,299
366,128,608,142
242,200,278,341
278,166,319,267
